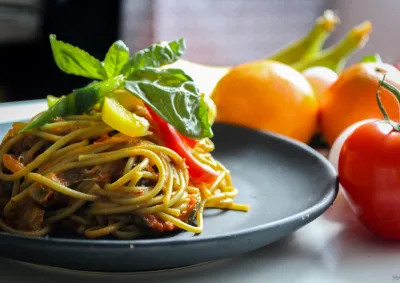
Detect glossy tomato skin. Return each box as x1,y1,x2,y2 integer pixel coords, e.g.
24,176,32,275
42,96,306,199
339,121,400,240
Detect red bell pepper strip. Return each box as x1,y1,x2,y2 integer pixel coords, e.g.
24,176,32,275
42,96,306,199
146,106,219,184
178,133,198,148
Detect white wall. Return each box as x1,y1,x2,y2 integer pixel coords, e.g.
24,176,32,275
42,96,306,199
153,0,329,66
330,0,400,65
123,0,400,67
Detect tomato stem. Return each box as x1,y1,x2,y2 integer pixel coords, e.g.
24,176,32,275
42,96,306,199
377,75,400,131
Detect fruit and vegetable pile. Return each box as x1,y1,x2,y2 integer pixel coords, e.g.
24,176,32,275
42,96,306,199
170,10,400,240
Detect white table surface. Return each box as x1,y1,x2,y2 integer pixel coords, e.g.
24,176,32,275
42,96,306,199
0,101,399,283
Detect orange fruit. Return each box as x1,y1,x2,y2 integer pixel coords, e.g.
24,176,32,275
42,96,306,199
319,62,400,146
211,60,318,143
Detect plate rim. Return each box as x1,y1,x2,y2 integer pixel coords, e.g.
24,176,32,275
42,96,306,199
0,110,339,248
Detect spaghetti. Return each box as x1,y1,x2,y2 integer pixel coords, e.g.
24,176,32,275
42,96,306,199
0,106,249,239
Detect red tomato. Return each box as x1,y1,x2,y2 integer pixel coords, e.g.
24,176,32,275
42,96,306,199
339,120,400,239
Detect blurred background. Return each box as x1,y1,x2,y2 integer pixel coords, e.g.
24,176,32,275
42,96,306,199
0,0,398,102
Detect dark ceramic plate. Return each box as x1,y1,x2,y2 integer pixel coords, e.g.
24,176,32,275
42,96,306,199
0,101,338,272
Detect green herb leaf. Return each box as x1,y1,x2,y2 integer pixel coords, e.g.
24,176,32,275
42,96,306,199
68,75,123,114
198,96,213,137
122,38,185,77
124,68,212,139
49,34,107,80
47,95,60,107
361,53,382,63
22,75,124,132
103,40,130,78
22,97,69,132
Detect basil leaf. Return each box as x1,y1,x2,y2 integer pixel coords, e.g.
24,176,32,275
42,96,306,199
47,95,60,107
103,40,130,78
122,38,185,77
21,75,124,132
69,75,124,114
124,68,212,139
49,34,107,80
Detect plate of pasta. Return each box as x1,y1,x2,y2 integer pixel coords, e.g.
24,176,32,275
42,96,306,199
0,36,338,272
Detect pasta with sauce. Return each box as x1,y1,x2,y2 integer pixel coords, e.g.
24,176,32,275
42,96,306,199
0,35,249,239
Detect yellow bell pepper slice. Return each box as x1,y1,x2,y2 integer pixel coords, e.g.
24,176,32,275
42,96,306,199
109,89,144,110
102,97,149,137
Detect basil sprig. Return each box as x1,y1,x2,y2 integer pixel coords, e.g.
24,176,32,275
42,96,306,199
22,35,212,138
22,76,124,132
121,39,185,76
49,34,108,80
103,40,130,78
125,68,212,138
